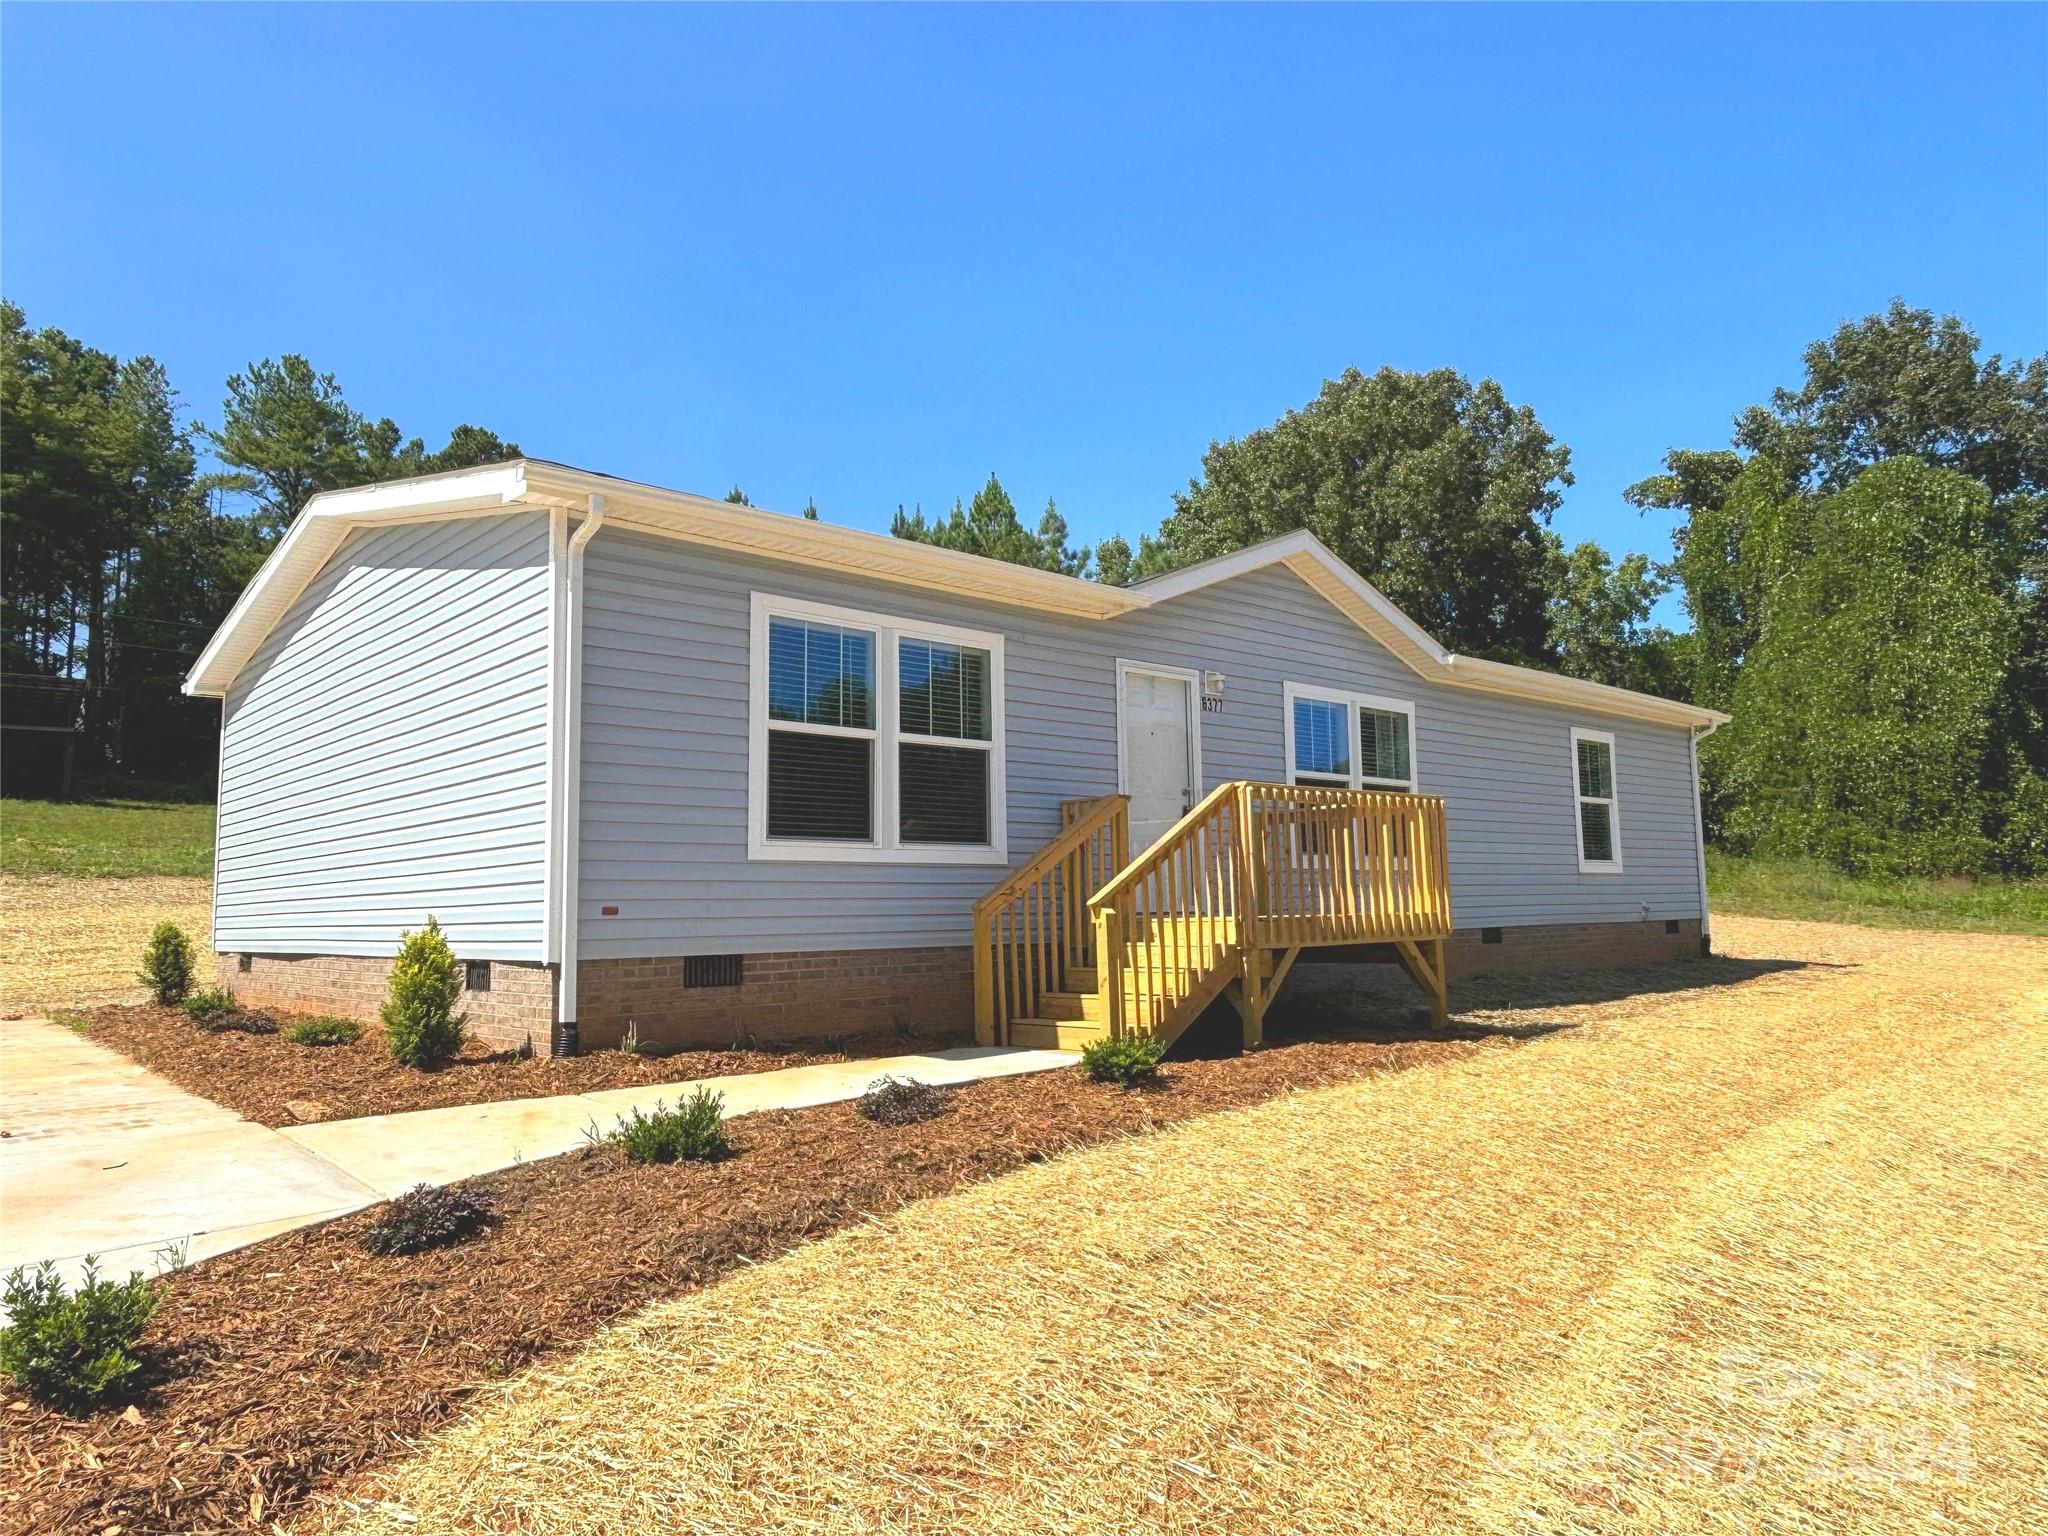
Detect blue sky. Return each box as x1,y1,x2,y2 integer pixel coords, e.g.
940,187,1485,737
5,3,2043,623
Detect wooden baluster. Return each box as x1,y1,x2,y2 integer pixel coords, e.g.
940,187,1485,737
1041,872,1056,1006
1376,810,1398,936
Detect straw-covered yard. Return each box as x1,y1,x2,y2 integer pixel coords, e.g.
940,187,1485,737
324,914,2047,1536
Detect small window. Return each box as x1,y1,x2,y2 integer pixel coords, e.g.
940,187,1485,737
1285,684,1417,792
1571,728,1623,873
1358,706,1412,789
465,959,491,992
1290,696,1351,788
898,636,995,845
237,952,253,973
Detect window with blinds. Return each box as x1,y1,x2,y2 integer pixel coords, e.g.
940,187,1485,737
1286,683,1416,792
1571,728,1622,872
765,617,876,841
1290,696,1351,788
752,596,1005,862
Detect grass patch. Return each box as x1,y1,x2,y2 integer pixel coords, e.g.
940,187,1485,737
0,798,215,879
1708,850,2048,936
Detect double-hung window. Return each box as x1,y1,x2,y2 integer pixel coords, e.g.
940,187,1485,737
1570,727,1623,873
1284,683,1417,792
750,594,1006,863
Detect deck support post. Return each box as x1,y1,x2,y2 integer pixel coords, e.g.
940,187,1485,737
1393,938,1450,1031
1239,944,1264,1049
972,909,996,1046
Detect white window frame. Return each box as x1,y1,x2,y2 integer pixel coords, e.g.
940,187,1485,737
1569,725,1624,874
1282,681,1419,792
748,592,1008,864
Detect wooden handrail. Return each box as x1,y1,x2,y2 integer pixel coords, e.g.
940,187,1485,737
1086,782,1451,1042
971,794,1129,1045
971,796,1126,919
1085,779,1242,908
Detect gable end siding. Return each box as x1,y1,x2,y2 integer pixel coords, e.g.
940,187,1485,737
212,511,555,959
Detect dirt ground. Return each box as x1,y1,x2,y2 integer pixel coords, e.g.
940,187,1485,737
0,874,212,1016
319,915,2048,1536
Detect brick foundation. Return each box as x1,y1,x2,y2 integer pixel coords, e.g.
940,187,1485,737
575,946,975,1053
216,919,1700,1060
216,951,556,1054
1443,917,1705,978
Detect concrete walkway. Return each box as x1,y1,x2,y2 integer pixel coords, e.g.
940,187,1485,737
282,1046,1073,1197
0,1019,380,1291
0,1018,1072,1291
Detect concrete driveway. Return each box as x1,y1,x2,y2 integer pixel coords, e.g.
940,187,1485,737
0,1019,379,1292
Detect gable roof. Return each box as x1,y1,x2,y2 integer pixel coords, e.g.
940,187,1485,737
183,459,1726,729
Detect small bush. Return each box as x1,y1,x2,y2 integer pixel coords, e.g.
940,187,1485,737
381,917,468,1068
286,1015,361,1047
180,987,238,1024
604,1088,730,1164
360,1183,495,1256
0,1259,158,1413
1080,1033,1167,1087
856,1075,947,1126
137,922,194,1005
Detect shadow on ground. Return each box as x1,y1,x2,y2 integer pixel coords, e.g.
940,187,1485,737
1172,950,1823,1061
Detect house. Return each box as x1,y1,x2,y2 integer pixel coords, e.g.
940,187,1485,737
183,460,1727,1057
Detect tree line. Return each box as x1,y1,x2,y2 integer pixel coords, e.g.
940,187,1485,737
1,302,519,784
4,297,2040,877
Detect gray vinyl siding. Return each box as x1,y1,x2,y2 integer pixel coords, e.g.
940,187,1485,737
213,512,554,959
577,529,1706,960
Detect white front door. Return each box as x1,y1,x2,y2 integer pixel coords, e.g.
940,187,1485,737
1120,665,1199,851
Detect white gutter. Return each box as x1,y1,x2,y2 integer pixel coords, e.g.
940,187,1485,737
552,493,607,1038
1688,718,1723,951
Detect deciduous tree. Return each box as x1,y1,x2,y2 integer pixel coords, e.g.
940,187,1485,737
1156,366,1572,659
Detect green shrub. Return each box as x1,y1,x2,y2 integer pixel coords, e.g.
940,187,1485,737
137,922,194,1005
1080,1033,1167,1087
855,1074,947,1125
603,1088,730,1164
361,1184,495,1256
381,917,468,1068
286,1016,362,1047
180,986,236,1022
0,1259,158,1413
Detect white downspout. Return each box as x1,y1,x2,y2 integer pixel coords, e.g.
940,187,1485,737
1689,719,1722,953
554,493,607,1038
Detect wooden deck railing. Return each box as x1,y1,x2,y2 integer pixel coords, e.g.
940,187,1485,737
1086,783,1452,1042
1239,783,1453,947
971,795,1129,1045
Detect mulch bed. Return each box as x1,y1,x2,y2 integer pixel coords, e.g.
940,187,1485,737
72,1003,958,1126
0,1021,1524,1536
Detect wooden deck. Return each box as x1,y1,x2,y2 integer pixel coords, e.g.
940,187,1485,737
974,783,1453,1051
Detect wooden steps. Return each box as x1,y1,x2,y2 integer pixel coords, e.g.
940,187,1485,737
1010,1018,1107,1050
977,784,1453,1055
